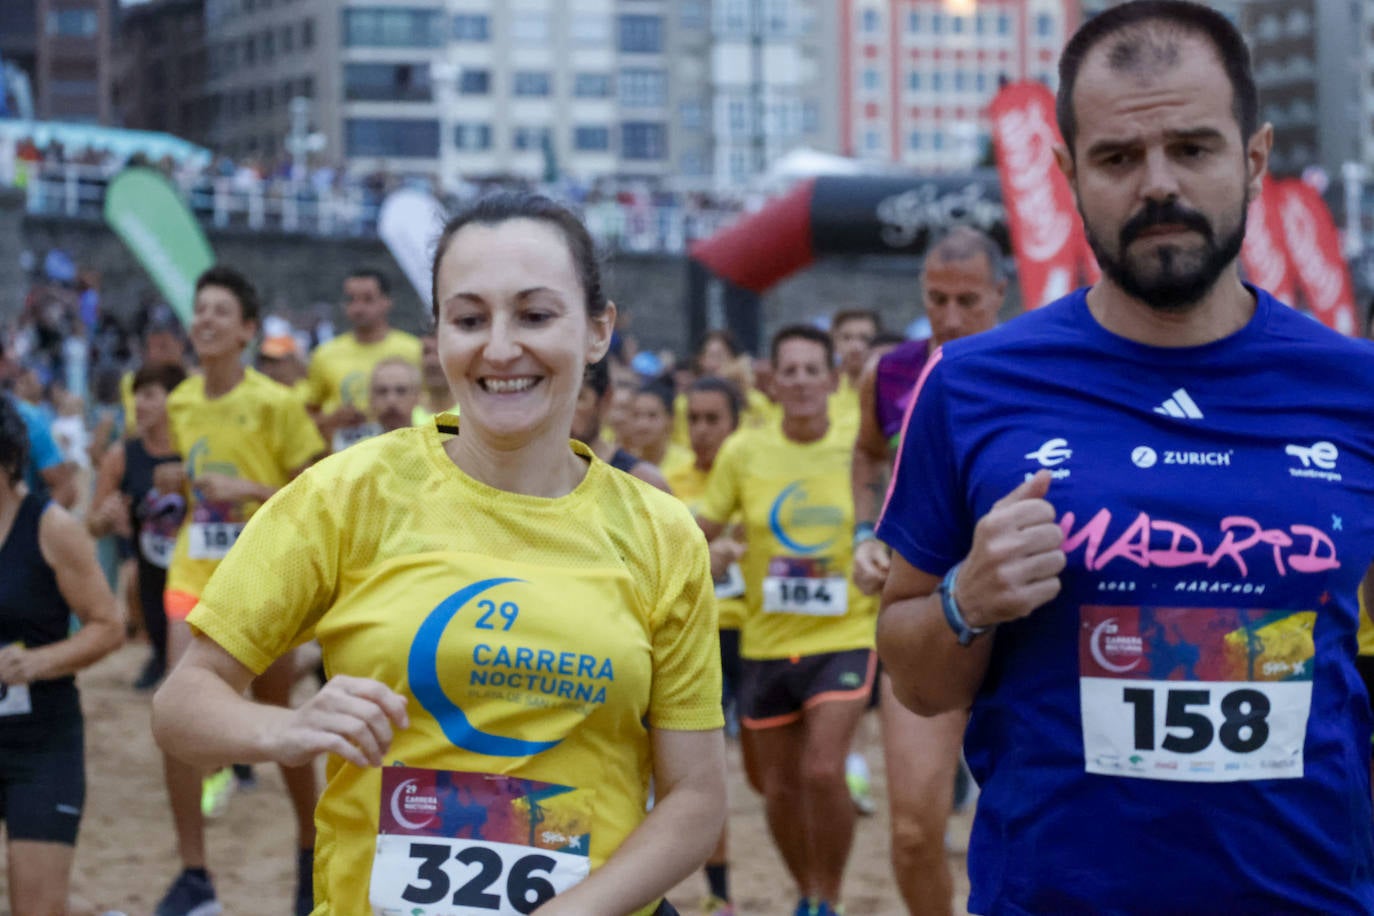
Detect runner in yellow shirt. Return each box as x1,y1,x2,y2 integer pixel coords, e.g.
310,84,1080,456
827,309,880,439
411,334,458,426
627,383,694,477
305,270,422,451
156,266,327,916
697,326,876,916
153,193,727,916
368,357,422,434
665,375,745,916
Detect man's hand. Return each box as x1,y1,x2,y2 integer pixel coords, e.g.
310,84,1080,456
708,538,745,581
153,461,186,495
91,492,132,538
195,472,262,504
0,643,47,686
955,471,1065,629
853,538,891,596
327,404,368,430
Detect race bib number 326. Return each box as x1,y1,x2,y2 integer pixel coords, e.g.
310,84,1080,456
1079,606,1314,783
370,767,592,916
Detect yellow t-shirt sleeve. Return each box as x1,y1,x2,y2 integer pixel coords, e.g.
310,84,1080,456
698,435,742,525
189,471,339,673
304,352,329,408
273,393,327,472
647,511,723,731
121,371,137,435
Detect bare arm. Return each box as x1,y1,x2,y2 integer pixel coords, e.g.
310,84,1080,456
630,460,672,494
852,358,893,595
538,728,727,915
0,504,123,685
154,634,409,770
86,441,130,539
1363,563,1374,626
40,461,78,509
877,471,1064,716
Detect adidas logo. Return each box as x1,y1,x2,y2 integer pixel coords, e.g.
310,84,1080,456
1153,388,1203,419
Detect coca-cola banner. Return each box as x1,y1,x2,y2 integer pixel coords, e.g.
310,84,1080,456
1274,178,1358,335
1239,175,1297,305
989,82,1083,309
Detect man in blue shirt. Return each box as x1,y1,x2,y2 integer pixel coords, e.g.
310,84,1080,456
877,2,1374,913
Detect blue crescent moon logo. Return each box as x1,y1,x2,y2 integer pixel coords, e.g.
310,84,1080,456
768,482,835,555
408,577,563,758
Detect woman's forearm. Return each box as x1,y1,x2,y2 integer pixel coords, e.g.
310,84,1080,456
153,663,291,769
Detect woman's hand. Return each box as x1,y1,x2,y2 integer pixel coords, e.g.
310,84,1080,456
265,675,410,768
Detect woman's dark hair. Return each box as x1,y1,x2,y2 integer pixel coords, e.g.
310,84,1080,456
687,376,742,427
133,363,189,394
430,192,606,322
695,329,740,365
635,380,674,416
0,397,29,484
195,265,261,323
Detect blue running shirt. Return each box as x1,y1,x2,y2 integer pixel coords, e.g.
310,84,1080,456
878,287,1374,915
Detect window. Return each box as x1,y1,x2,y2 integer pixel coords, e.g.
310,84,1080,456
282,24,294,51
511,11,551,44
864,130,881,152
954,71,967,91
680,151,707,176
997,13,1011,36
619,69,666,108
302,17,315,47
908,11,921,33
573,126,611,151
263,29,274,60
716,0,749,35
345,118,440,156
802,101,819,133
244,35,256,64
908,71,922,91
863,69,880,91
728,97,750,133
976,13,986,35
618,14,663,53
909,131,923,150
342,9,443,48
952,15,964,34
46,10,97,36
459,69,491,95
862,9,880,33
931,71,944,91
681,1,707,30
680,99,706,130
573,73,612,98
453,13,489,41
932,12,944,35
513,71,551,97
933,131,945,151
976,72,988,93
762,0,789,37
344,63,433,102
1036,13,1053,37
571,13,611,45
621,122,667,160
453,123,492,151
513,125,551,150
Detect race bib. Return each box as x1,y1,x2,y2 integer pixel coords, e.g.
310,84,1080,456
714,562,745,600
1080,606,1314,782
370,767,592,916
0,644,31,717
333,421,382,452
139,530,177,569
187,522,244,560
762,557,847,616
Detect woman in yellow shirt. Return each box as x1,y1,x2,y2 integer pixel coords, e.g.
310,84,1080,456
153,193,727,916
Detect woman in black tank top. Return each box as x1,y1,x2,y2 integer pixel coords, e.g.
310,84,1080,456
88,363,187,689
0,397,122,914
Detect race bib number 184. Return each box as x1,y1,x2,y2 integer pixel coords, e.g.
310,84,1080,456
370,768,592,916
1079,606,1314,783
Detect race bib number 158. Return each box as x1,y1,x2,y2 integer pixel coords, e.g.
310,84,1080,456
1079,606,1314,783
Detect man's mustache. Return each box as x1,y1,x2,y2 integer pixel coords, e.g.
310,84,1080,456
1120,201,1214,248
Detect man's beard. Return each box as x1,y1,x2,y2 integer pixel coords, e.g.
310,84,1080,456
1085,196,1247,314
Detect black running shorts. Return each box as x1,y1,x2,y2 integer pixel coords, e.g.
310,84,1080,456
739,649,877,729
0,720,85,845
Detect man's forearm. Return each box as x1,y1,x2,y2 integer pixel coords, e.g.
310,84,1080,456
877,592,992,716
852,446,891,526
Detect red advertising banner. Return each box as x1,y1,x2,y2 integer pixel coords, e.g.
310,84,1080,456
989,82,1083,309
1274,179,1358,336
1240,175,1297,306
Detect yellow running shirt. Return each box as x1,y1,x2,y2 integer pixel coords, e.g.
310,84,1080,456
699,423,876,661
187,423,722,916
830,373,861,440
666,461,746,631
306,329,422,450
672,388,779,446
1359,587,1374,656
166,369,324,599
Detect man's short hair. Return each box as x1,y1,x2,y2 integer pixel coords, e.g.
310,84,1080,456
371,356,420,385
1057,0,1258,155
347,268,391,296
195,265,261,323
771,324,835,368
831,309,882,334
925,226,1007,283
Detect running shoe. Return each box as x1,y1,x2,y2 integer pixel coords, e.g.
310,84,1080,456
154,869,221,916
794,898,819,916
845,753,877,817
200,768,234,818
232,762,258,790
700,895,734,916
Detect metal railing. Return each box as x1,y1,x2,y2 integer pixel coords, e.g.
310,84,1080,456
16,161,743,254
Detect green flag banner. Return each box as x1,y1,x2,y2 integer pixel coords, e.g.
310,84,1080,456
104,168,215,327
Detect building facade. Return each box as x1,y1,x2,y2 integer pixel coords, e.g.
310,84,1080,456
35,0,113,123
838,0,1082,172
112,0,208,141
